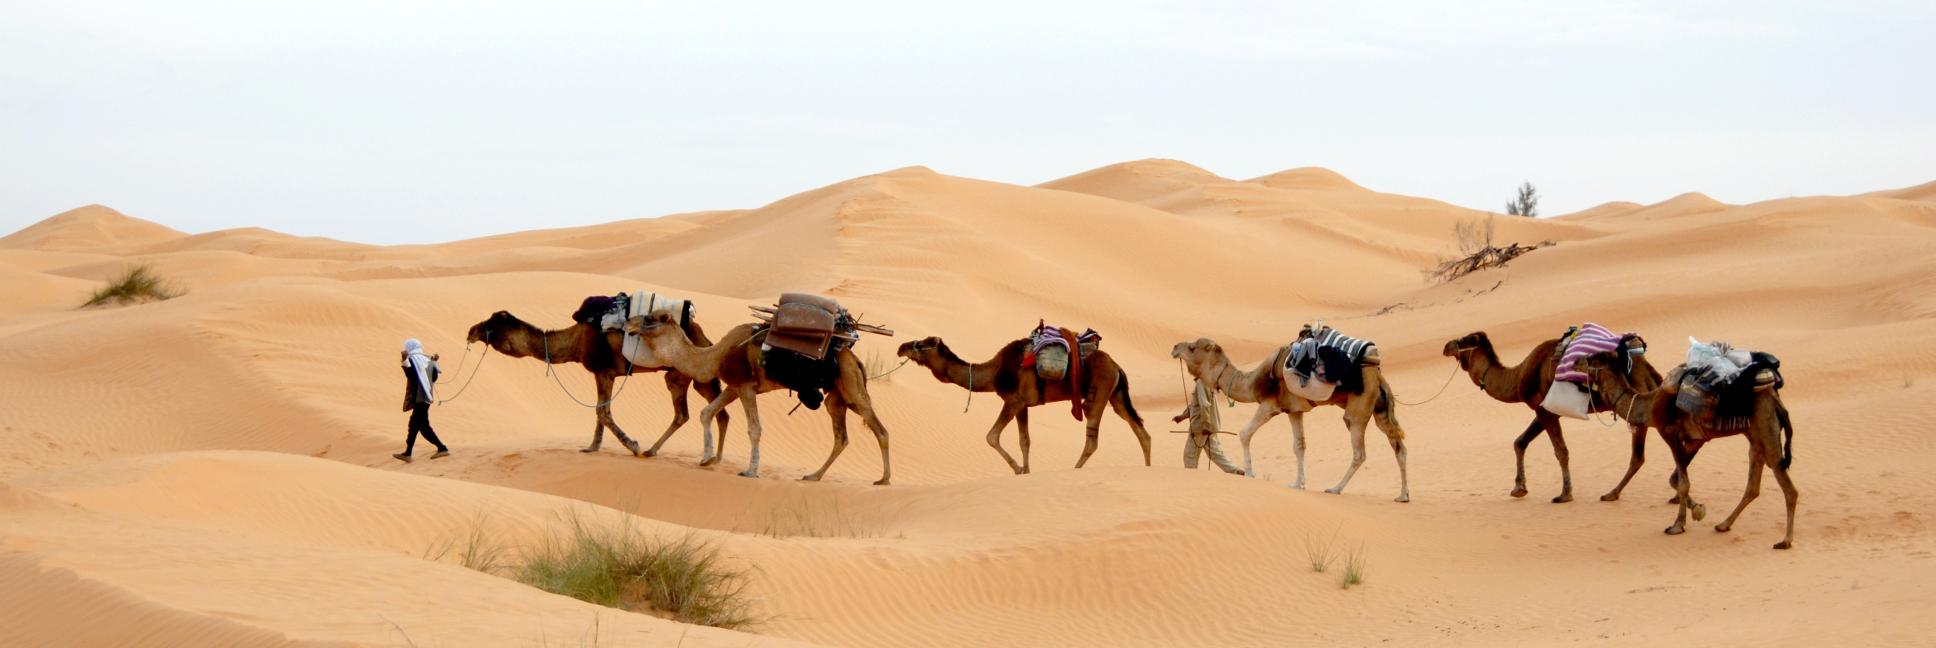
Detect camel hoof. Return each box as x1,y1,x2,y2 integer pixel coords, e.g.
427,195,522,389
1691,503,1708,521
1600,493,1621,502
1394,494,1411,503
623,442,642,456
1552,494,1574,504
799,474,822,482
1715,524,1732,533
1664,526,1686,535
641,450,658,458
1291,482,1306,490
1773,541,1792,550
1510,488,1529,498
1324,487,1343,495
579,446,599,453
873,478,891,486
738,470,759,478
699,457,720,467
1667,496,1682,504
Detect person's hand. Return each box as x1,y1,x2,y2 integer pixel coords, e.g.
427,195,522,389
402,399,412,412
431,353,441,361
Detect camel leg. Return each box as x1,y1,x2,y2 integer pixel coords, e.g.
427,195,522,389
1326,414,1370,496
1601,423,1648,501
1288,412,1309,490
1073,417,1104,469
644,372,692,457
737,385,764,478
803,395,849,482
1664,438,1704,535
1236,405,1279,478
984,401,1025,474
1544,415,1575,503
1716,451,1764,533
1510,419,1542,498
1110,388,1152,467
1016,407,1032,475
583,417,605,453
1770,462,1798,550
595,374,641,456
839,378,893,486
1374,421,1410,503
697,388,740,467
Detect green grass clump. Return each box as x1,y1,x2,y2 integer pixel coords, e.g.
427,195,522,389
1303,525,1340,573
83,264,182,307
1339,542,1370,590
516,514,758,629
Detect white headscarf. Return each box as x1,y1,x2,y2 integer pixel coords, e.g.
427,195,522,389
403,338,435,402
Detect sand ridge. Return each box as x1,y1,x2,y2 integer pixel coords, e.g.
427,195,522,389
2,161,1933,646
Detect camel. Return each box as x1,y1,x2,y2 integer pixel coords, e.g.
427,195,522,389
1441,331,1661,503
1169,338,1411,502
622,311,892,484
465,311,730,457
894,336,1152,474
1576,351,1797,549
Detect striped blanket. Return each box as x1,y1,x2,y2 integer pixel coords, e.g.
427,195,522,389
1555,323,1622,384
1310,327,1373,362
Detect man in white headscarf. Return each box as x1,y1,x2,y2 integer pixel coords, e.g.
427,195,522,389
396,338,449,462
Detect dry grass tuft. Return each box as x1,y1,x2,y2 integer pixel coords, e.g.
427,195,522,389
83,264,183,307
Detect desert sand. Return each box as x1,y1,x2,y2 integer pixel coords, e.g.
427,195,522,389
2,161,1932,646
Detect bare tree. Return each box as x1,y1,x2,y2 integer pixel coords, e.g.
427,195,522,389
1506,181,1538,217
1428,214,1551,283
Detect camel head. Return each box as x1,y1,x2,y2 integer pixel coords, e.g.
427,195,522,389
466,310,526,345
1574,350,1640,397
1169,338,1225,379
621,311,686,351
1442,331,1491,359
895,336,946,364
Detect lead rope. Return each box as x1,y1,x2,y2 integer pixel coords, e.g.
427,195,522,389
543,332,631,409
963,365,974,413
1395,362,1461,407
434,335,491,405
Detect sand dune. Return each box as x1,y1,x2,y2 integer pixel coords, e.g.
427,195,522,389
3,162,1933,647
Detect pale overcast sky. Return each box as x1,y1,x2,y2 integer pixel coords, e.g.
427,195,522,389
3,1,1931,244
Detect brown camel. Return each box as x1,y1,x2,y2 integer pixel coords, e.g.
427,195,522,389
1576,351,1797,549
465,311,730,457
1169,338,1411,502
1441,331,1662,503
623,311,892,484
894,336,1152,474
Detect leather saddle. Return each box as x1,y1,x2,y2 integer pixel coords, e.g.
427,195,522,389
765,293,846,361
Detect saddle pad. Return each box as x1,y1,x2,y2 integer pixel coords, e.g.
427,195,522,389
1555,323,1621,384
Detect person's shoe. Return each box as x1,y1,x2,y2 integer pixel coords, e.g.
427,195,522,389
430,449,449,459
392,453,413,463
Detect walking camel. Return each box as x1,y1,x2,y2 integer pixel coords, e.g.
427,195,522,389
1441,331,1661,503
623,311,893,485
894,336,1152,474
465,311,730,456
1169,338,1411,502
1576,351,1797,549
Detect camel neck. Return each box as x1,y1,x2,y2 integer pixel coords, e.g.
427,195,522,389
649,323,745,383
927,346,998,393
500,321,584,364
1206,354,1264,403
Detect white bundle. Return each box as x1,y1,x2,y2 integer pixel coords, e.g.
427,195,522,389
1685,337,1745,384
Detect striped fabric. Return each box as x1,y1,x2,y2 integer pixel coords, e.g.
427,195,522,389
1555,323,1621,384
1312,327,1373,362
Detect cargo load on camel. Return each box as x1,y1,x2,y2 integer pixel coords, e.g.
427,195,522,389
1542,323,1643,420
1021,321,1102,420
572,291,695,369
748,293,892,410
1283,323,1380,401
1669,338,1783,435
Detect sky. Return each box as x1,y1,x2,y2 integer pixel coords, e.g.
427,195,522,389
3,1,1932,244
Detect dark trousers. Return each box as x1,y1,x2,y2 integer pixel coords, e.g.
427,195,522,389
405,403,447,454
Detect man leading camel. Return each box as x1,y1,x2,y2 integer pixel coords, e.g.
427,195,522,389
395,338,450,463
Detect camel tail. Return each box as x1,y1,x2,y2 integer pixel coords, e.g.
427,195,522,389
1777,401,1794,470
1114,372,1143,426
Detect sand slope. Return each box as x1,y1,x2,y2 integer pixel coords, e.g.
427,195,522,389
3,163,1934,647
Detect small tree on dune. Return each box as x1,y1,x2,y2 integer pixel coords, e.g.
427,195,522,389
1506,181,1539,217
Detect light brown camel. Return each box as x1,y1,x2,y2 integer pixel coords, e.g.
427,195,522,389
1169,338,1411,502
894,336,1152,474
1577,351,1798,549
465,311,729,457
623,311,892,484
1441,331,1662,503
